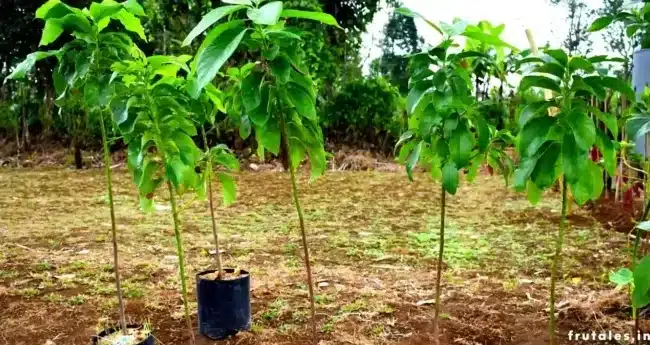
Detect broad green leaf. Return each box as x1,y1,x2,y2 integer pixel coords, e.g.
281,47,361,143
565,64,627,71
474,116,490,151
570,162,602,205
442,162,459,195
462,30,517,50
406,81,431,115
396,7,443,36
123,0,146,16
589,161,604,200
183,5,247,46
567,109,596,151
165,157,189,189
518,116,555,157
270,55,291,83
241,71,264,111
223,0,252,4
217,173,237,206
405,141,423,181
519,75,561,94
600,76,635,101
173,132,201,166
280,9,341,28
287,83,316,121
519,101,553,129
513,157,538,191
191,20,246,72
289,68,316,100
527,180,543,205
562,134,587,184
595,128,616,175
240,114,252,139
534,62,565,79
545,49,569,67
89,1,123,22
395,131,414,153
627,114,650,141
637,221,650,231
568,57,595,73
592,108,618,137
196,26,248,94
247,1,283,25
40,20,64,46
36,0,76,20
588,16,614,32
609,268,633,287
449,122,475,168
115,9,146,41
633,256,650,308
248,84,271,126
582,76,607,100
5,51,59,81
530,142,561,189
256,120,281,155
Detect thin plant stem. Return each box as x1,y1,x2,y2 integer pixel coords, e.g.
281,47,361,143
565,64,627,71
631,199,650,338
99,110,127,334
549,178,568,345
167,182,195,344
433,185,446,345
201,127,223,278
278,113,317,344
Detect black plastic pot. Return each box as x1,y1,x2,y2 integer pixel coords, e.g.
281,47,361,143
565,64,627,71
91,324,154,345
196,269,251,340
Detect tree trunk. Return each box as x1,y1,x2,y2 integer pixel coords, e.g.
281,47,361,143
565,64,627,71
74,140,83,169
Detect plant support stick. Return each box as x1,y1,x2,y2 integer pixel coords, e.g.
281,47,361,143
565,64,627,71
549,178,568,345
201,127,223,278
167,182,195,344
99,110,127,334
434,185,446,344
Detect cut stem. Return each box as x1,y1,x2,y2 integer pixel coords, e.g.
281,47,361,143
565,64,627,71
201,127,223,278
278,113,317,344
433,185,446,344
167,182,195,344
549,178,568,345
99,110,127,334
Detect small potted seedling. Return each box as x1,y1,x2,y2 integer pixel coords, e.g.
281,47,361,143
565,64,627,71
395,8,516,344
514,49,632,344
188,84,247,339
183,1,340,342
109,52,205,343
6,0,153,344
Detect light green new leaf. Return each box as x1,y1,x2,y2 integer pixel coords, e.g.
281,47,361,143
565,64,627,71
182,5,247,46
527,180,543,205
40,20,64,46
196,26,248,94
609,268,633,288
442,161,459,195
637,220,650,232
280,9,341,28
462,30,517,50
6,51,59,81
36,0,76,20
247,1,283,25
217,173,237,206
588,16,614,32
89,1,123,22
115,9,147,41
223,0,252,4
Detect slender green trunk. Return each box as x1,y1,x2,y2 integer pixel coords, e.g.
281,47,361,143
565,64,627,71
278,113,317,344
167,182,195,343
99,110,127,334
433,185,446,344
549,178,568,345
631,199,650,338
201,127,223,278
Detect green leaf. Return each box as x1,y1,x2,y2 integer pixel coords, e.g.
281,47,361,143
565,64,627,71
5,51,59,81
588,16,614,32
519,101,553,129
115,9,146,41
518,116,555,157
633,256,650,308
217,173,237,206
595,128,616,176
609,268,633,287
582,76,607,100
286,83,316,121
123,0,146,17
592,108,617,137
442,162,459,195
462,30,517,50
600,76,635,101
89,1,123,22
36,0,76,20
195,26,248,94
570,162,601,205
249,84,271,126
191,20,245,73
627,114,650,142
256,120,281,155
545,49,569,67
270,55,291,83
247,1,283,25
183,5,247,46
534,62,565,79
513,157,538,192
241,71,264,111
40,20,64,46
396,7,443,36
404,140,423,181
406,81,431,115
530,142,561,189
240,114,252,139
567,110,596,151
223,0,252,5
562,134,587,184
519,75,561,94
474,116,490,151
449,121,475,168
568,57,595,73
527,180,543,205
637,221,650,232
280,9,341,28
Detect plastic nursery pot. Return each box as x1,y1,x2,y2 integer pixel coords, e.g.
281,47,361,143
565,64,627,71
91,324,154,345
632,48,650,156
196,268,251,340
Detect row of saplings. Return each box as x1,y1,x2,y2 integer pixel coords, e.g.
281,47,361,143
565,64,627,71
8,1,650,345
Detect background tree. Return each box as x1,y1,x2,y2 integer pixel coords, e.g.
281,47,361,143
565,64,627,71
550,0,595,55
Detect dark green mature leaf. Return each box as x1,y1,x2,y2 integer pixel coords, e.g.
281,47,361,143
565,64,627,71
249,84,271,126
569,57,595,73
632,255,650,308
527,180,543,205
110,96,136,134
592,108,618,137
474,116,490,151
595,128,616,175
217,173,237,206
287,83,316,121
562,134,587,184
600,76,635,100
280,9,341,27
196,27,248,93
589,16,614,32
241,71,264,111
519,75,561,93
270,55,291,83
570,161,602,205
545,49,569,66
394,131,414,154
406,141,423,181
256,120,281,155
518,116,555,157
449,121,475,168
289,69,316,100
519,101,553,128
406,81,432,115
582,76,607,100
513,157,538,191
442,161,459,195
530,142,561,189
534,62,565,79
567,109,596,151
247,1,283,25
183,5,247,46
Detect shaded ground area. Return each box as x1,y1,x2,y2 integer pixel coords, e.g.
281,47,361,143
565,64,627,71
0,168,638,344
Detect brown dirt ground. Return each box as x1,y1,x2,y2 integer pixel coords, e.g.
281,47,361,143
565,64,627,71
0,168,641,345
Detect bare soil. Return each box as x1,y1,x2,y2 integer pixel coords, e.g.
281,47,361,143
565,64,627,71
0,168,640,344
